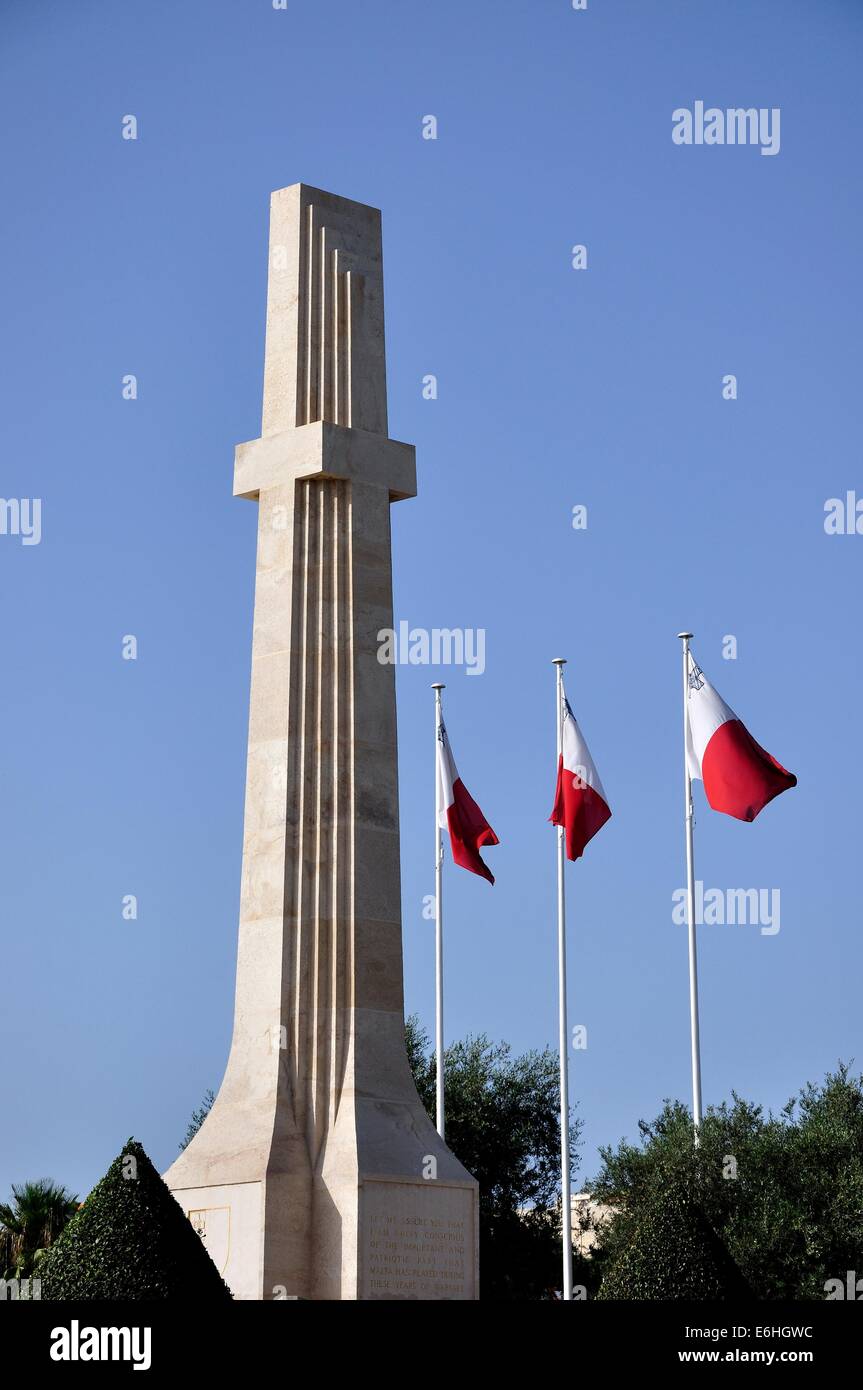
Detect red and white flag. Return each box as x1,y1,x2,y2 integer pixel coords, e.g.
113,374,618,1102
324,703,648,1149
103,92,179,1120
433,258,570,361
685,654,796,822
436,721,499,884
549,695,611,861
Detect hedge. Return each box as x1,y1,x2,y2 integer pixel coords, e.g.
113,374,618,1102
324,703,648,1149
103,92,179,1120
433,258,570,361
38,1138,232,1300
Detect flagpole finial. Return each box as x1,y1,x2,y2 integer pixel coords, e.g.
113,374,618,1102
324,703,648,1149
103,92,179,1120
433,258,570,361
552,657,567,666
677,632,693,641
431,682,446,690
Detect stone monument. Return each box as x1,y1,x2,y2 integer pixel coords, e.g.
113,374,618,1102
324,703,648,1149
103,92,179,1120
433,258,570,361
164,184,479,1301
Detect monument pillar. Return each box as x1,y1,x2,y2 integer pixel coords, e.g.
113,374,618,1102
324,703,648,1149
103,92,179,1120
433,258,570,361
164,185,479,1301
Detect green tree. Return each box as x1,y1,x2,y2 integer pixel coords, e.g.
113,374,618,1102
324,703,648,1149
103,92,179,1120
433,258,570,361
0,1178,79,1278
596,1173,751,1300
589,1065,863,1300
406,1015,583,1300
180,1088,215,1151
38,1139,232,1300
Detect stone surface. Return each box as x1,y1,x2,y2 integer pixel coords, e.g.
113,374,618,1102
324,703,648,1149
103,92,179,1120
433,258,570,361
164,184,479,1300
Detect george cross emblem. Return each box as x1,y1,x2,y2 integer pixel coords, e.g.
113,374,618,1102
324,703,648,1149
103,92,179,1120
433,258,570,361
688,660,705,692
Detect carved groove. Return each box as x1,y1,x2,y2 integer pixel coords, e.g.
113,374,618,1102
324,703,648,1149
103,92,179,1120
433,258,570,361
296,205,356,429
283,478,353,1167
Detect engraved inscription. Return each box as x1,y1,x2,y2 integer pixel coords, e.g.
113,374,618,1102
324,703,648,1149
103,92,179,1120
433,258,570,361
363,1182,476,1300
367,1213,467,1297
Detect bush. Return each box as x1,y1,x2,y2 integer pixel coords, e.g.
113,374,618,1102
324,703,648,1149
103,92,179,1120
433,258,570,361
591,1066,863,1299
596,1175,752,1301
38,1139,232,1300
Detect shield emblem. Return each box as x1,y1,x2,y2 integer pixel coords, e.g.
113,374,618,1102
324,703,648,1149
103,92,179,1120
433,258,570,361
187,1206,231,1275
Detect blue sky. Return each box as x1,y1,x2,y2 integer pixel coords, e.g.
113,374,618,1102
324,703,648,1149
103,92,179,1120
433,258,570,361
1,0,861,1202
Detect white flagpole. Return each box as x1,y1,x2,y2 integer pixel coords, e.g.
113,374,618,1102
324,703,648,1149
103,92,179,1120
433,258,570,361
432,682,446,1139
678,633,703,1141
552,657,573,1300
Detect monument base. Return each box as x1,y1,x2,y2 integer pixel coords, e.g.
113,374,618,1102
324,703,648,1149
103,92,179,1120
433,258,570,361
169,1174,478,1301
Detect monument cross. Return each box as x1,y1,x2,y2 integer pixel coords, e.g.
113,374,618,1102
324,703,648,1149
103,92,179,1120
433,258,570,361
165,185,479,1301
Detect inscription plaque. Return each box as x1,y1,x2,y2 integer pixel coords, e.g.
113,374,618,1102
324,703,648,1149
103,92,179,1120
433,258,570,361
362,1178,478,1301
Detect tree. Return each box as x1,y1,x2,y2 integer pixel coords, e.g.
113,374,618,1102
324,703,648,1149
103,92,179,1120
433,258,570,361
596,1173,751,1300
406,1015,583,1300
589,1065,863,1300
38,1139,232,1300
0,1179,79,1278
180,1088,215,1151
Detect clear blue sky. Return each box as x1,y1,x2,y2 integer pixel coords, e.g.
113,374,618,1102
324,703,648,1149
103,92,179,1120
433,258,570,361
2,0,861,1202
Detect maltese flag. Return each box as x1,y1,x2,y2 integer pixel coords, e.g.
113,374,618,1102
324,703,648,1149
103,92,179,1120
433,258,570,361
549,696,611,861
436,721,499,884
685,654,796,822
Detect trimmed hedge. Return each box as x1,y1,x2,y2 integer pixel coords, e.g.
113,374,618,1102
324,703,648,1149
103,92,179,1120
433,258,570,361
597,1183,752,1301
38,1139,232,1301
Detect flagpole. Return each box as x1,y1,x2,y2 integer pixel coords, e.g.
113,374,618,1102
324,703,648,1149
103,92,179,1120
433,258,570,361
432,682,446,1140
552,657,573,1301
678,632,703,1142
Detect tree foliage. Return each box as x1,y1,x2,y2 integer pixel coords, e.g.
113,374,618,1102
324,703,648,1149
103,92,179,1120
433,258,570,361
38,1139,232,1300
596,1176,750,1300
589,1065,863,1300
180,1088,215,1151
0,1178,79,1278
